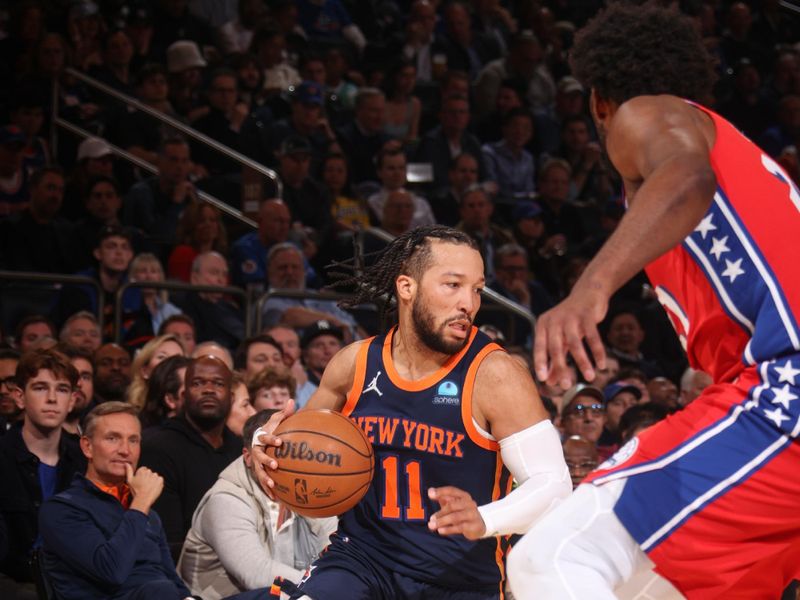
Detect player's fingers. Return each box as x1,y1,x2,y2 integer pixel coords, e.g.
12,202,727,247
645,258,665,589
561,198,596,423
583,319,607,373
533,318,550,382
545,324,568,387
428,486,467,501
564,320,593,384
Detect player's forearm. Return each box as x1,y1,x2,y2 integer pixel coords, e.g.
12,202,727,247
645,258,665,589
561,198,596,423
574,159,716,300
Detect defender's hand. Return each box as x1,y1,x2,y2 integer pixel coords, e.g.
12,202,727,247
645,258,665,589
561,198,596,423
251,400,296,499
427,486,486,540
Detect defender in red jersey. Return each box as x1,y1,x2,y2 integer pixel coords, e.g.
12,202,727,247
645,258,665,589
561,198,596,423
251,227,570,599
508,3,800,599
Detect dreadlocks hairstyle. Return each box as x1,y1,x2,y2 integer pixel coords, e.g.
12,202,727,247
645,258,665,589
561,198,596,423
330,226,478,324
569,1,716,105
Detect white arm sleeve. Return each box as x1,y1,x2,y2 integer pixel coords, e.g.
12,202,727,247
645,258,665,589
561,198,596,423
477,419,571,537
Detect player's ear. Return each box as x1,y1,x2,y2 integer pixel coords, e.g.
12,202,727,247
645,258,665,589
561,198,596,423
589,89,617,124
396,274,415,301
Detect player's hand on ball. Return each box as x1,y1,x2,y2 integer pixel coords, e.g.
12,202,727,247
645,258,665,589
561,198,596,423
427,486,486,540
250,399,296,499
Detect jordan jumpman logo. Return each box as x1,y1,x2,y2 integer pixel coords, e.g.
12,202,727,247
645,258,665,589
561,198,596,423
363,371,383,396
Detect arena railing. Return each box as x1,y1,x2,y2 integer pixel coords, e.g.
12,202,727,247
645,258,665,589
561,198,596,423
52,67,283,227
355,226,538,343
113,280,251,344
0,270,106,332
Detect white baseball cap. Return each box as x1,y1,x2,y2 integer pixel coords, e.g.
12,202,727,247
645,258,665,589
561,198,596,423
77,137,113,161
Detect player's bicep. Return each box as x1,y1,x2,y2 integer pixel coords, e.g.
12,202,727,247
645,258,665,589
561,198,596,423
475,352,549,442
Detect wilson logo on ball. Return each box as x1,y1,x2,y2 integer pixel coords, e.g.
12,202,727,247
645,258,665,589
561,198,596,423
275,441,343,467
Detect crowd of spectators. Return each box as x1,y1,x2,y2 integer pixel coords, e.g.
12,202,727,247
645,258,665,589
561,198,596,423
0,0,798,598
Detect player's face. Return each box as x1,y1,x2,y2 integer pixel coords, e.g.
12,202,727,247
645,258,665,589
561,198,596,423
411,242,484,355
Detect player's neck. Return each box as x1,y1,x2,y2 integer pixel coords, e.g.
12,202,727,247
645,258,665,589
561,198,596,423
391,325,452,381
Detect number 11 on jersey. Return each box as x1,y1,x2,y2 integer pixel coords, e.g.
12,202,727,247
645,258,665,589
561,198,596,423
380,456,426,521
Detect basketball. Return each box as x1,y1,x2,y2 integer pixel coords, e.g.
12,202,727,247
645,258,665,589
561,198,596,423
266,409,374,518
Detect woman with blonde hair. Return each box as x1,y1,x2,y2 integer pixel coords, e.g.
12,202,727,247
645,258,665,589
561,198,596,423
125,253,183,349
168,202,229,281
126,334,185,411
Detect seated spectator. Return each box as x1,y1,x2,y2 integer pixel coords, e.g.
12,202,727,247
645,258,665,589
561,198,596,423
301,320,344,390
248,368,295,411
605,309,662,378
66,1,103,71
180,409,336,598
367,146,435,229
264,325,315,407
192,342,235,370
217,0,268,55
296,0,365,49
455,186,514,280
533,76,587,157
54,225,141,340
140,356,243,556
14,315,57,354
192,68,249,175
275,136,333,243
619,402,671,444
261,244,360,339
178,252,245,351
387,0,442,82
234,335,285,382
323,153,371,232
63,138,116,221
250,26,301,95
562,435,598,489
0,166,81,274
430,152,480,226
482,107,536,201
151,0,214,64
647,377,680,410
382,60,422,143
598,382,643,449
335,88,390,184
554,115,612,204
415,94,485,192
58,345,95,436
758,94,800,159
474,77,528,145
0,348,84,589
166,41,208,123
592,355,621,391
123,137,198,251
141,355,193,429
159,314,198,356
226,373,256,438
39,401,193,600
231,53,267,111
168,202,229,282
0,125,30,219
381,190,415,237
88,28,136,95
125,253,183,348
0,349,21,436
93,343,132,403
558,384,609,458
679,367,713,407
324,47,358,115
535,158,588,250
231,199,291,287
614,368,652,405
8,88,50,173
126,335,185,412
73,176,126,270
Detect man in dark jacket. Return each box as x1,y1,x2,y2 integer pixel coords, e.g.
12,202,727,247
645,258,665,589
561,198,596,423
0,349,84,589
39,401,191,600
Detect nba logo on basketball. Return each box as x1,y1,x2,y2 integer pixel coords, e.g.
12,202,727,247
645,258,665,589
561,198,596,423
433,381,460,405
294,478,308,504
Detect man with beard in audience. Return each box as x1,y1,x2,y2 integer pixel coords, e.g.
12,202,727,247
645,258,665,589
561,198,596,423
58,346,96,436
140,355,242,558
93,344,132,403
0,349,21,436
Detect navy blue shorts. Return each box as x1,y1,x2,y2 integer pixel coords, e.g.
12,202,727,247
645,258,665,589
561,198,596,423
289,535,503,600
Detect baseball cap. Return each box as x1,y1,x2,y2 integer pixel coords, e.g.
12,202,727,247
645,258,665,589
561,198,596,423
562,384,604,408
279,135,312,156
293,81,324,106
77,137,113,161
95,224,133,248
513,201,543,220
603,382,643,404
167,41,207,74
0,125,26,147
301,320,344,349
557,76,584,95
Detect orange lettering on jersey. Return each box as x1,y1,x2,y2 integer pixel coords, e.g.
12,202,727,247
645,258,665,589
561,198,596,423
401,419,417,447
377,416,399,445
428,426,445,455
413,423,430,451
363,416,378,442
445,431,465,458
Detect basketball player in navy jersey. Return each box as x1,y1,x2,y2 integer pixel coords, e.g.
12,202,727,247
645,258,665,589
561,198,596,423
251,226,570,599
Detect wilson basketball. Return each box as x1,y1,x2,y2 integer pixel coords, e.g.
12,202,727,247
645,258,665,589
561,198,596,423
266,409,374,518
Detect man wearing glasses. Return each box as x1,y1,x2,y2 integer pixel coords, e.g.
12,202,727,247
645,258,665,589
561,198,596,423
0,349,22,436
558,385,608,458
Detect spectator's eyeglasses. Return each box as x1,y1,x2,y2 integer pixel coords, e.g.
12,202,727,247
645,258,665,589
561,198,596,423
566,460,598,470
0,376,19,390
565,403,605,418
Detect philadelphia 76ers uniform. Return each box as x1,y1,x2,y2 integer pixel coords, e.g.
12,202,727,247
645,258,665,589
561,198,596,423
582,103,800,597
292,326,513,600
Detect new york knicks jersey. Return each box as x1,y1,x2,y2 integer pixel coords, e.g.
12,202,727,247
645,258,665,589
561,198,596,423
646,104,800,394
338,326,512,591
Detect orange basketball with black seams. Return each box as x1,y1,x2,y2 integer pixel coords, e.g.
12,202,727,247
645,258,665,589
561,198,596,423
266,409,374,518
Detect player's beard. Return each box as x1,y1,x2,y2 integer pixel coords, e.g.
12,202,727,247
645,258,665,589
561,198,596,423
411,293,471,355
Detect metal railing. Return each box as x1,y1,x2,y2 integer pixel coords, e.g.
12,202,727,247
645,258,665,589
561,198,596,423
114,280,250,344
254,288,375,333
0,271,106,330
